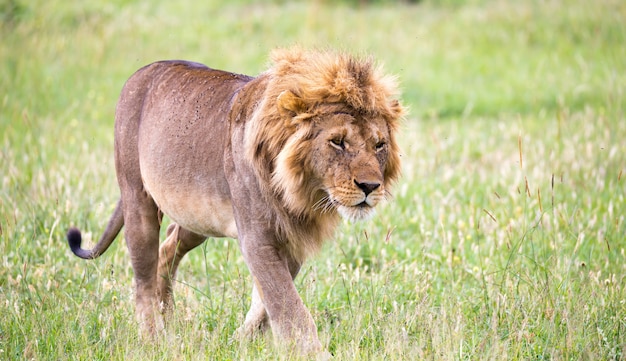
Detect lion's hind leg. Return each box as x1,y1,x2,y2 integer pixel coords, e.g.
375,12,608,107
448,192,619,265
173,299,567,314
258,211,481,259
120,190,164,335
157,223,206,314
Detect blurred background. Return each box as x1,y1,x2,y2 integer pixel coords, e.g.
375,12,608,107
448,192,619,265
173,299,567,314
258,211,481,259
1,0,625,359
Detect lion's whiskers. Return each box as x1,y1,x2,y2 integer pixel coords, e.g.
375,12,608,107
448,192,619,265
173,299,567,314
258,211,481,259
383,189,393,200
312,195,335,215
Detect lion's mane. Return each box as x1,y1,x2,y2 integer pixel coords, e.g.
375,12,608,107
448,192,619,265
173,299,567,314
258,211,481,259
238,48,404,262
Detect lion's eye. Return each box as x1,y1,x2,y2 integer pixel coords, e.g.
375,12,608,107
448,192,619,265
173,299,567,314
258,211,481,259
375,141,386,152
330,138,345,150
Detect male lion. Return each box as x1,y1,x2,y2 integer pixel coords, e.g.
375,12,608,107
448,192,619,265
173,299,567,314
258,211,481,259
67,47,403,356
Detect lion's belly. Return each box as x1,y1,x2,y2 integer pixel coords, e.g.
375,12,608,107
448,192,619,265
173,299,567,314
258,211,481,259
137,119,239,239
147,182,238,239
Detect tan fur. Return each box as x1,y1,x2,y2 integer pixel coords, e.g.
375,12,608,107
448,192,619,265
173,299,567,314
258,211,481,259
67,48,403,357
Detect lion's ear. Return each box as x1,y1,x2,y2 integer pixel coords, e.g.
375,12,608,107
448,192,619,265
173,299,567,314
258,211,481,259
277,90,307,121
388,99,405,119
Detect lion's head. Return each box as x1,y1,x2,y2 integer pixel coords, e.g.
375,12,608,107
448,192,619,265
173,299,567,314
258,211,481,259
244,48,404,259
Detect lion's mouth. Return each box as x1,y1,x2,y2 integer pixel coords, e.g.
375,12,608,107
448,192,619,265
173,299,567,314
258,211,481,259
322,188,381,221
332,198,376,222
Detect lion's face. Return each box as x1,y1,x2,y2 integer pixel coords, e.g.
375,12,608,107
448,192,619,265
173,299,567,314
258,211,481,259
308,112,394,221
272,104,400,223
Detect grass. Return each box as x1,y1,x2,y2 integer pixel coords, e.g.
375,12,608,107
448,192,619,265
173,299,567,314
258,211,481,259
1,0,625,359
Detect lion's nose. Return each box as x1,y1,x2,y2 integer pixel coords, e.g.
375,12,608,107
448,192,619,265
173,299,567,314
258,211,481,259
354,180,381,196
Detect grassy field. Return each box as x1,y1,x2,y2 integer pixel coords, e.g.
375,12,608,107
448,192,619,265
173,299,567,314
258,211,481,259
1,0,625,359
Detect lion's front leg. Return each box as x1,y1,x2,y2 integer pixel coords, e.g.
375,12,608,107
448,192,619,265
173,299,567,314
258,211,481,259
238,280,269,338
240,255,301,338
240,240,323,356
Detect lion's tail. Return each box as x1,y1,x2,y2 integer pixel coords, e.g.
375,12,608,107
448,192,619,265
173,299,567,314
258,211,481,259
67,200,124,259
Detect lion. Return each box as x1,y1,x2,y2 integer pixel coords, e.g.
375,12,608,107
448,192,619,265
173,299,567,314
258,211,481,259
67,47,403,356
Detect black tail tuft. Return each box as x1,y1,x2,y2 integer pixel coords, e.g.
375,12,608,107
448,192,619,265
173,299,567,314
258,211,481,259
67,227,94,259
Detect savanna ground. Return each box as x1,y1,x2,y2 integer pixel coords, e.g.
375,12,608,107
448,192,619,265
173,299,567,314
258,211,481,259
1,0,625,359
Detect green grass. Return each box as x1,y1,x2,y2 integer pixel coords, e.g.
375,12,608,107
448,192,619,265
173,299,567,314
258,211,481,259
1,0,625,359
